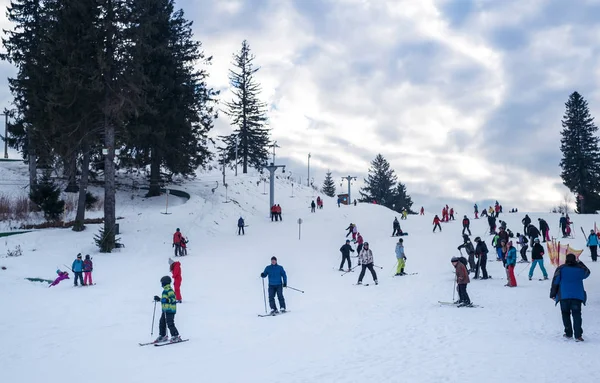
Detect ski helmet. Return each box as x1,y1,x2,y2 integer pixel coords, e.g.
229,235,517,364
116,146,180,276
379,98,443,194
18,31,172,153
160,275,172,286
451,257,459,262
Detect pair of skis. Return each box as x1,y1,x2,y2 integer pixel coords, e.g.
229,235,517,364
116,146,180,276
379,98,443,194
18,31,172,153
438,301,482,308
258,310,289,317
139,339,189,347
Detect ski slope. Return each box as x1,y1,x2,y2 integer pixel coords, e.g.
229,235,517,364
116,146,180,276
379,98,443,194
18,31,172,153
1,165,599,383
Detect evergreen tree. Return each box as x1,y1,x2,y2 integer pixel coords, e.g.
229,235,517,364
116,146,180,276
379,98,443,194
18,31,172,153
559,91,600,213
390,182,414,214
359,154,397,208
321,170,336,197
221,40,270,173
29,171,65,221
123,0,218,196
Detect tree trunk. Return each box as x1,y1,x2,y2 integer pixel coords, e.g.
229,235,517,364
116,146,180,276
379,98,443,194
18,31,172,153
64,152,79,192
73,143,90,232
102,115,116,252
147,145,161,197
27,128,37,191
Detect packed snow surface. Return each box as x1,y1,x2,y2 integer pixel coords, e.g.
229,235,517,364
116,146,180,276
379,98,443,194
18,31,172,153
1,165,599,383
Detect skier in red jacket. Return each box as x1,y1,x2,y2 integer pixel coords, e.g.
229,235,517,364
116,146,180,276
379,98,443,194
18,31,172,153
433,215,442,233
173,228,184,257
169,258,183,303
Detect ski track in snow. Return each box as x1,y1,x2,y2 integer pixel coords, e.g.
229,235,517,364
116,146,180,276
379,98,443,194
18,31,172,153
0,164,599,383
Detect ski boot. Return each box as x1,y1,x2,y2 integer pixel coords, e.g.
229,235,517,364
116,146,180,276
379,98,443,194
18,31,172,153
576,337,584,342
170,335,182,343
281,308,286,313
394,273,401,276
457,302,473,308
270,309,279,315
338,268,343,271
154,335,168,344
374,280,378,285
356,281,362,285
543,276,549,280
529,277,532,281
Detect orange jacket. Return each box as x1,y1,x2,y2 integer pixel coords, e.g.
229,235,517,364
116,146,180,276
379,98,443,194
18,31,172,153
173,231,183,245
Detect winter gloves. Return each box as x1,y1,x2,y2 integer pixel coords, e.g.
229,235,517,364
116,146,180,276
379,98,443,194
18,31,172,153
154,295,160,302
260,273,266,278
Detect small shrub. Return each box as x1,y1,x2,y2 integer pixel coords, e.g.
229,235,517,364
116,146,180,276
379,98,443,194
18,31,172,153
85,192,99,210
29,173,65,221
14,196,30,220
7,245,22,257
94,226,122,253
0,194,9,221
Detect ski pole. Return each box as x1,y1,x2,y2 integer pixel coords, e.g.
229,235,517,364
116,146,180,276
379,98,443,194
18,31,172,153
285,286,304,293
262,278,267,314
341,264,360,276
151,300,157,337
372,264,383,269
452,275,457,302
62,264,74,272
517,263,529,276
392,259,399,275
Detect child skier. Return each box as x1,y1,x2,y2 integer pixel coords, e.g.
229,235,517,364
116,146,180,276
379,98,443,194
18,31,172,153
49,269,69,287
586,229,598,262
72,253,84,286
451,256,471,307
352,225,358,242
169,258,183,303
357,242,378,285
529,238,548,280
506,241,517,287
83,254,93,286
339,239,354,271
153,276,181,343
261,256,287,314
516,233,529,263
395,238,407,276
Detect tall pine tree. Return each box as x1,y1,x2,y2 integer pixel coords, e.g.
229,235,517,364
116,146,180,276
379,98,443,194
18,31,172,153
559,91,600,213
321,170,336,197
221,40,270,173
390,182,414,214
359,154,397,208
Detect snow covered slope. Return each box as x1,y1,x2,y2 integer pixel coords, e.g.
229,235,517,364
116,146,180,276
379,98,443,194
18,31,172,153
0,164,599,383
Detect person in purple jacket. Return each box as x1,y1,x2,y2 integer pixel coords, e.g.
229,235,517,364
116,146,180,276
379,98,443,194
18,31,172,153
49,270,69,287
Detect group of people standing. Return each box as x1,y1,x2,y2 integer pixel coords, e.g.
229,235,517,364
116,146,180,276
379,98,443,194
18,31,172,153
270,204,283,221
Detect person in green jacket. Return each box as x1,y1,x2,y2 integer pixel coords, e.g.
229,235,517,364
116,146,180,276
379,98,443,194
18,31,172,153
153,276,182,343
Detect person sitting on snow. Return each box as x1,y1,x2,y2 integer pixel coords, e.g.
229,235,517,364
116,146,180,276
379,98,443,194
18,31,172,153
49,269,69,287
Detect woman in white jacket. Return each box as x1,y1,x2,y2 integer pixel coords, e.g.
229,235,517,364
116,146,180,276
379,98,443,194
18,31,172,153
357,242,378,285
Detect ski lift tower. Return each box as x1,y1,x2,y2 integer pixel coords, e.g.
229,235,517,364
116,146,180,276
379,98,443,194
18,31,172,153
264,161,286,212
342,175,357,205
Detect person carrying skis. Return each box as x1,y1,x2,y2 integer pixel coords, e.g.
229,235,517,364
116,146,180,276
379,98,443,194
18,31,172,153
550,253,590,341
72,253,84,286
169,258,183,303
529,238,548,281
586,229,598,262
311,200,316,213
487,215,496,235
238,216,245,235
153,276,181,343
474,204,479,219
522,214,532,236
392,217,400,236
339,240,354,271
474,237,489,279
538,218,550,242
516,232,529,263
457,234,476,272
559,214,568,237
357,242,378,285
462,215,471,236
395,238,407,276
173,228,184,256
83,255,93,286
451,256,471,307
505,241,517,287
49,269,69,287
261,256,287,314
433,215,442,233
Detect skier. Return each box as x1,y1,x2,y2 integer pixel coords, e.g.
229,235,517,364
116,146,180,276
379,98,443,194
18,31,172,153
169,258,183,303
494,204,500,218
451,256,471,307
487,215,496,235
498,220,507,231
83,254,93,286
271,205,277,221
357,242,378,285
457,234,476,272
394,238,407,276
522,214,532,236
345,223,354,238
173,228,184,256
153,276,181,343
527,224,540,244
72,253,84,287
420,206,424,215
353,199,357,206
474,203,478,219
276,204,282,221
316,196,321,209
179,236,188,256
261,256,287,314
516,232,529,263
559,214,568,237
505,241,517,287
449,207,455,220
352,225,358,242
586,229,598,262
473,237,489,279
356,234,365,255
339,240,354,271
49,269,69,287
356,232,364,248
550,253,590,341
481,208,488,218
337,197,341,207
433,215,442,233
529,238,548,281
488,206,494,216
538,218,550,242
498,227,509,246
462,215,471,236
392,217,400,236
401,208,408,220
238,216,245,235
311,200,316,213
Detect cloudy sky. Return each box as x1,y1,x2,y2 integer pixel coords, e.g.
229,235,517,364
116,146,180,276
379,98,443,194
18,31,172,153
2,0,600,212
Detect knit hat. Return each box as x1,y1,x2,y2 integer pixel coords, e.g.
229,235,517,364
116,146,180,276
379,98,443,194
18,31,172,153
271,256,277,261
398,238,403,243
85,254,90,259
168,258,174,265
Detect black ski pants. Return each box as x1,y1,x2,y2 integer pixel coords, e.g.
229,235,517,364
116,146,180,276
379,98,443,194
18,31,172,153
561,225,567,236
520,245,528,261
433,223,442,232
74,272,84,286
468,253,476,271
159,312,179,337
268,285,286,310
457,283,470,304
590,245,598,262
238,226,245,235
560,299,583,338
462,225,471,236
340,254,352,270
358,263,377,283
174,244,182,257
392,227,400,236
476,254,488,279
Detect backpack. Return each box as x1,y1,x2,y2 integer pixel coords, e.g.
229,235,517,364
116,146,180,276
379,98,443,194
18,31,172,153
463,219,469,226
458,256,469,273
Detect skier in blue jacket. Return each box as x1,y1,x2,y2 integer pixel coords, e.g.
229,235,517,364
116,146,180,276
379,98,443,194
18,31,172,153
550,253,591,341
261,257,287,314
586,230,598,262
72,253,84,286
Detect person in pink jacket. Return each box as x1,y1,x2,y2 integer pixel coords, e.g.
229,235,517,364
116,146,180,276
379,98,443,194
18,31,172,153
49,270,69,287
